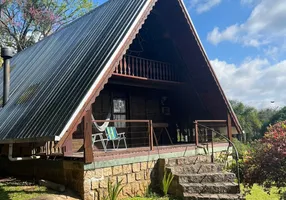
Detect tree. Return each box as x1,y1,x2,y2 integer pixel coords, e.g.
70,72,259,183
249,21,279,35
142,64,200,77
0,0,93,52
230,100,262,141
243,121,286,191
258,108,278,124
261,106,286,134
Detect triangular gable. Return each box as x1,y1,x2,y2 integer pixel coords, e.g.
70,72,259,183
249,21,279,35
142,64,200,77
0,0,242,145
57,0,242,147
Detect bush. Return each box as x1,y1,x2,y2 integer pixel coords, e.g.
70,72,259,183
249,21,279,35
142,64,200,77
227,139,252,183
232,138,251,159
243,121,286,191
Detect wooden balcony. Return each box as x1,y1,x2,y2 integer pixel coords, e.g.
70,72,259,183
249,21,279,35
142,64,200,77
113,55,180,82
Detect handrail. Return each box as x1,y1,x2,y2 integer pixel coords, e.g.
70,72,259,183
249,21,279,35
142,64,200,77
92,120,150,123
114,54,178,81
196,123,241,193
92,119,153,150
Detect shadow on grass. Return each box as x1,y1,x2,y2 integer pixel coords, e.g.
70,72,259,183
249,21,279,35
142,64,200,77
0,184,10,200
0,177,80,200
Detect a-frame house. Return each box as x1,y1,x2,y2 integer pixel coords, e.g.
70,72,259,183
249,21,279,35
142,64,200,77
0,0,243,199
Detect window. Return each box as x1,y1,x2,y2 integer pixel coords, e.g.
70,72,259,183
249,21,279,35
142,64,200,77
113,99,126,128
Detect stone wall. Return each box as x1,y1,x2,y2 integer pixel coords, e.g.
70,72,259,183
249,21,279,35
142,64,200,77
83,160,157,200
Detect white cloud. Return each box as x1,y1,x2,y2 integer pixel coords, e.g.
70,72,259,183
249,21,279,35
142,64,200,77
207,25,239,45
190,0,222,14
211,58,286,109
240,0,260,6
207,0,286,52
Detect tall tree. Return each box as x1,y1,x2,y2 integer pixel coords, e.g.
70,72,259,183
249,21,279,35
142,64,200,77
258,108,278,125
0,0,93,52
230,100,262,141
261,106,286,134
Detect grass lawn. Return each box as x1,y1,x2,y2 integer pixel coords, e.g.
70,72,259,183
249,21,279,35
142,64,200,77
125,198,170,200
0,179,48,200
243,184,285,200
0,178,80,200
0,178,284,200
126,185,285,200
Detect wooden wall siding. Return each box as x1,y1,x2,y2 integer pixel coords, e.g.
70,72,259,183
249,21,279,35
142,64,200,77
87,85,172,148
129,96,148,147
92,91,112,120
114,55,179,82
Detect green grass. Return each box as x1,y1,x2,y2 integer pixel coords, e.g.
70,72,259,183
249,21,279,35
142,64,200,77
0,180,49,200
243,184,285,200
125,198,169,200
126,185,285,200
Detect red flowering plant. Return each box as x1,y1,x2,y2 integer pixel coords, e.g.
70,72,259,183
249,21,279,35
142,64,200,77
243,121,286,191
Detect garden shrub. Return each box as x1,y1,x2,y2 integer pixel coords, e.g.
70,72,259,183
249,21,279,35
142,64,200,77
229,138,252,182
243,121,286,191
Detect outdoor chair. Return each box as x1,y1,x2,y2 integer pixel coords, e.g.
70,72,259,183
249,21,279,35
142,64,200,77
92,126,127,152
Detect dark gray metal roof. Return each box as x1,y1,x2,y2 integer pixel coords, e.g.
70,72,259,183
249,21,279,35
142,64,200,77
0,0,148,143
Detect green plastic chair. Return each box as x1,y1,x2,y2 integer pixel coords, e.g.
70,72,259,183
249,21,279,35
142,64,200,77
105,127,127,151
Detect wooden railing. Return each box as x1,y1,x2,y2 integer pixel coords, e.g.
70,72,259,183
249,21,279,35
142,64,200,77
114,55,179,82
92,120,154,150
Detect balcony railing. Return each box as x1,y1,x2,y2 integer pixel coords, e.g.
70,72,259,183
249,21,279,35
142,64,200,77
114,55,179,82
92,120,154,151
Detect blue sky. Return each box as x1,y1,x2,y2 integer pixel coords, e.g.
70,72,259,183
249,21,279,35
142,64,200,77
96,0,286,109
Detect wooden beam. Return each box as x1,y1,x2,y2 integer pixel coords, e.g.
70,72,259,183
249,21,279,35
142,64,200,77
83,109,94,164
195,121,199,146
62,133,73,156
149,120,154,151
196,120,227,123
227,113,233,142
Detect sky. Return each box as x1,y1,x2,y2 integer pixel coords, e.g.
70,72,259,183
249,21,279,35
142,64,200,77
96,0,286,109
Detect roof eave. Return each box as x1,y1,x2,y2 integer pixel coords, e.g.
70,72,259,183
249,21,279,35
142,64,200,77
0,136,57,144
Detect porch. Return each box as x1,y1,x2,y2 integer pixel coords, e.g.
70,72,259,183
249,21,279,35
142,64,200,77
68,117,234,163
71,142,230,163
63,52,238,163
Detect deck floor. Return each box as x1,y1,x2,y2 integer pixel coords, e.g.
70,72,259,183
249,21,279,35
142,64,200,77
71,143,229,161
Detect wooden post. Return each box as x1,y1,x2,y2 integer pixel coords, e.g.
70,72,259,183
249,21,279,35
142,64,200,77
195,121,199,146
149,120,154,151
227,113,233,142
132,56,135,76
62,133,73,156
83,109,94,164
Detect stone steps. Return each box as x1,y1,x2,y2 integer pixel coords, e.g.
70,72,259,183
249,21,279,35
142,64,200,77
167,156,212,167
181,182,239,194
177,172,236,183
164,155,244,200
183,193,244,200
168,163,224,174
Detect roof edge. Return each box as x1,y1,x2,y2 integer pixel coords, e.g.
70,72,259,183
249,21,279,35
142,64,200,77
0,136,56,144
55,0,158,148
177,0,243,134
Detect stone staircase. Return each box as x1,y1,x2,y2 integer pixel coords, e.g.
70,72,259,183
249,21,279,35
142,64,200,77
166,155,244,200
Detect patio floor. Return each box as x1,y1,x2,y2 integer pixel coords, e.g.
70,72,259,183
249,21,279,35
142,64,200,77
71,143,229,162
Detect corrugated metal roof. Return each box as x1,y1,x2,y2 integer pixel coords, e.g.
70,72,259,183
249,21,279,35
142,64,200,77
0,0,148,143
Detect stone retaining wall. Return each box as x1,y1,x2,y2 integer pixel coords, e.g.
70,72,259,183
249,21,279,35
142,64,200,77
83,160,157,200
